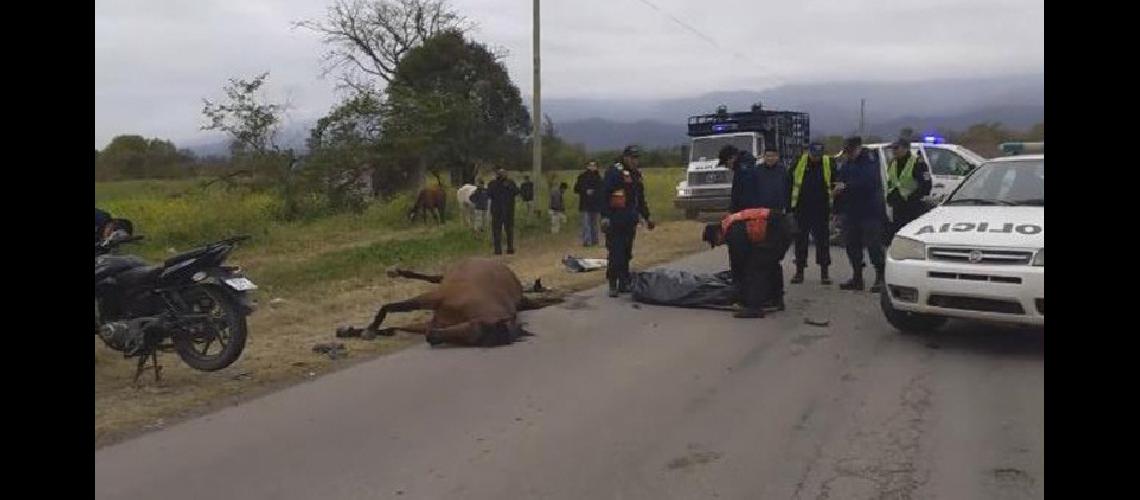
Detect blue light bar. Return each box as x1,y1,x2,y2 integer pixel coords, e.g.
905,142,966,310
712,123,738,133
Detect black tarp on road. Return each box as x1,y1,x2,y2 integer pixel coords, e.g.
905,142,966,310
629,269,737,310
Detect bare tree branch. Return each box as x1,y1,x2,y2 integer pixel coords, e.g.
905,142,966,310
294,0,471,91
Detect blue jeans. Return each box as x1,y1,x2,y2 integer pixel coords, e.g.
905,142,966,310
580,211,600,246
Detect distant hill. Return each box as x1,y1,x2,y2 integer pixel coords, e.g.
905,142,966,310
184,74,1043,155
544,74,1043,150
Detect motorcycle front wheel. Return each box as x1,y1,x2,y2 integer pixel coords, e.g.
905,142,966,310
173,285,249,371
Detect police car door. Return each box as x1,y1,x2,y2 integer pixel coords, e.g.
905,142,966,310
921,145,975,203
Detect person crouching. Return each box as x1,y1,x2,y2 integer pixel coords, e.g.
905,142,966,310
705,208,793,318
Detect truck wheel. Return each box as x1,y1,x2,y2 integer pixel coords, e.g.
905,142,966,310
685,209,699,220
880,288,946,334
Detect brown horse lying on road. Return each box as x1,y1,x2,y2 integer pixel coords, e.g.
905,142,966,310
338,258,563,346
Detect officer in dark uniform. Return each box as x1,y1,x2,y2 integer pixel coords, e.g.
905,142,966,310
486,167,520,255
885,138,933,238
833,137,887,292
601,145,655,297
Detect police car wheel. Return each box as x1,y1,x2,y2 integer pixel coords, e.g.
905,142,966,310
880,287,946,334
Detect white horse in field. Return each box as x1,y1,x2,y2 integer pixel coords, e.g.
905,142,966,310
456,184,478,229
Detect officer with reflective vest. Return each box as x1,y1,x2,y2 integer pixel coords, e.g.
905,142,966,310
787,142,834,285
885,138,933,238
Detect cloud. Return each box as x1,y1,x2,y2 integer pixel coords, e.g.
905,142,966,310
95,0,1044,148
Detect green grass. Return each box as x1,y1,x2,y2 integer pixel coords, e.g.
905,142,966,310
96,167,688,297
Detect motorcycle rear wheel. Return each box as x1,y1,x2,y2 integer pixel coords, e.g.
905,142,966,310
173,285,249,371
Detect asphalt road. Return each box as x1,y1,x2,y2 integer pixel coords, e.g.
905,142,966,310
95,247,1044,500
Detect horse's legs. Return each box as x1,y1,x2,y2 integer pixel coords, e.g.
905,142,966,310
366,290,441,333
386,266,444,283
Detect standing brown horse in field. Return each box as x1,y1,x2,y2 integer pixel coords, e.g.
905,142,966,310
408,185,447,223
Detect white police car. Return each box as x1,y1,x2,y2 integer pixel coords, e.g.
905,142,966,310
881,153,1044,332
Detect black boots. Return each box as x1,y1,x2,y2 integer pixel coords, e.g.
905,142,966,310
869,268,885,293
840,268,883,292
840,268,865,291
791,266,805,284
608,279,619,297
793,266,831,285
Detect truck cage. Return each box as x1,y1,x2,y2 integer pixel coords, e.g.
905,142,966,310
687,105,810,162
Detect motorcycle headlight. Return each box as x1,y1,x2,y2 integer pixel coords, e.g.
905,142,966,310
888,236,926,261
1032,248,1043,267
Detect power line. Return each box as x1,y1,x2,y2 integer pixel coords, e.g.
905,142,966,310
628,0,785,86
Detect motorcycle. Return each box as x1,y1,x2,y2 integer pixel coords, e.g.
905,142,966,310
95,230,256,382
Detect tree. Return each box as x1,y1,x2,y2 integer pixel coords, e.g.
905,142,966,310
202,73,302,218
295,0,470,92
305,90,387,209
95,135,193,180
380,30,530,185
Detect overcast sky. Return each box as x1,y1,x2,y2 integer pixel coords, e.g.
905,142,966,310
94,0,1044,149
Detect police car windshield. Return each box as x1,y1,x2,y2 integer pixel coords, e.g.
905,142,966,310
945,159,1044,206
691,136,755,162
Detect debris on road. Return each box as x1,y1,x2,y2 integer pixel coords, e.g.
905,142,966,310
269,298,287,309
805,317,830,327
312,342,348,360
562,255,607,273
231,371,253,381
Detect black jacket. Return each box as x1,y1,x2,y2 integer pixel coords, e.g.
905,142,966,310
731,157,790,213
487,177,519,216
601,163,650,225
471,186,488,210
573,169,603,212
519,180,535,202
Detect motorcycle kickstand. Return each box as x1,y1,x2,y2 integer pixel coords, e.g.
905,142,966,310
133,349,163,385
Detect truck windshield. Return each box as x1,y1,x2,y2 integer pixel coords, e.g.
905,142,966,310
691,136,755,162
945,159,1044,206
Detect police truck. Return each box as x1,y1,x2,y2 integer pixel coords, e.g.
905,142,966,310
673,104,809,219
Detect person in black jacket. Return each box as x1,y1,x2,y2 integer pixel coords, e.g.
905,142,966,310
486,167,520,254
601,145,655,297
520,175,536,217
884,139,933,238
834,136,888,292
573,160,604,246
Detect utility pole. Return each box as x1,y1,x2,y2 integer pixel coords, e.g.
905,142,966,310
531,0,542,183
859,98,866,137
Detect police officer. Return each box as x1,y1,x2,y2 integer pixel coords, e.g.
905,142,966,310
601,145,655,297
885,138,933,238
833,137,887,292
787,142,834,285
486,167,520,255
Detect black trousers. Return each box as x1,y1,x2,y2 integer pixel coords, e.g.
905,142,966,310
605,221,637,282
888,201,926,240
726,223,784,309
843,218,886,273
793,211,831,268
491,211,515,253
